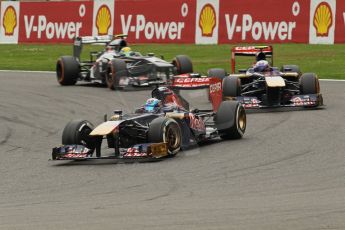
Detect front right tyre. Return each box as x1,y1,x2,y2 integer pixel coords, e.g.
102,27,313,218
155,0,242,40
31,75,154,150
148,117,182,156
62,119,95,151
215,101,246,140
106,59,128,90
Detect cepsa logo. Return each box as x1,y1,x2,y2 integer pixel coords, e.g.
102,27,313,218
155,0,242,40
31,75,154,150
3,6,17,36
23,4,86,40
225,2,300,41
199,4,216,37
96,5,111,35
313,2,333,37
209,82,221,93
120,3,188,40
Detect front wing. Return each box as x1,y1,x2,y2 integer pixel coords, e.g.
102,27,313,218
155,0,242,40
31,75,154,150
227,94,323,109
117,76,166,89
52,142,168,161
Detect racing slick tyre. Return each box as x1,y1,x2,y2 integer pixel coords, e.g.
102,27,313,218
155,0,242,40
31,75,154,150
222,76,241,99
148,117,182,156
173,55,193,74
62,119,95,151
106,59,128,90
215,101,246,140
207,68,227,80
299,73,320,94
56,56,80,85
281,65,301,75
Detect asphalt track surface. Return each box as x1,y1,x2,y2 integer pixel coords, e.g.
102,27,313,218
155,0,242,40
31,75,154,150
0,71,344,230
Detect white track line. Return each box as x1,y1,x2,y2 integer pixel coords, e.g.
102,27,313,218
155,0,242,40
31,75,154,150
319,79,345,82
0,70,55,74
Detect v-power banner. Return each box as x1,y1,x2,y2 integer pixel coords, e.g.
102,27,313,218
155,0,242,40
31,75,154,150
0,0,343,44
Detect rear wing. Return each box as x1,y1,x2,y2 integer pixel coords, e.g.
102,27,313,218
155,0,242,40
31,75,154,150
73,34,128,60
231,45,273,73
170,74,223,111
73,35,113,60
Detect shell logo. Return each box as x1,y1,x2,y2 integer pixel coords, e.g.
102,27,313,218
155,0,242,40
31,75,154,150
3,6,17,36
313,2,333,37
199,4,216,37
96,5,111,35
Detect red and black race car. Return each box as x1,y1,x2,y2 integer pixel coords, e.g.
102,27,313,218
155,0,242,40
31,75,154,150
215,45,323,109
52,77,246,161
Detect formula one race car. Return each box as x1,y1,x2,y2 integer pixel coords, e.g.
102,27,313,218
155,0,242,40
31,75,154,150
51,78,246,161
56,34,193,90
219,46,323,108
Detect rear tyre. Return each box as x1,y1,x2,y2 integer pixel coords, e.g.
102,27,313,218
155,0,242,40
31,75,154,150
222,76,241,98
56,56,79,85
281,65,301,75
215,101,246,140
148,117,182,156
106,59,128,90
62,119,95,151
173,55,193,74
299,73,319,94
207,68,227,80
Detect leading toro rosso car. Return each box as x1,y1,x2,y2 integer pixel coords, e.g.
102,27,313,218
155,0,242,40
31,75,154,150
51,77,246,161
220,46,323,109
56,34,193,90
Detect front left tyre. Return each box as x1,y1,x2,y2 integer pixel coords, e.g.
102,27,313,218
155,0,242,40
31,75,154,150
222,76,242,99
56,56,80,85
299,73,320,94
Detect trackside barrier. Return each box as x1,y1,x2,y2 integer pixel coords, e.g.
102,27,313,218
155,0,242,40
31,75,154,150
0,0,343,44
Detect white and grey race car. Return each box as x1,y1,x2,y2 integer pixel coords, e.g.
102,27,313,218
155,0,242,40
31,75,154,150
56,35,193,90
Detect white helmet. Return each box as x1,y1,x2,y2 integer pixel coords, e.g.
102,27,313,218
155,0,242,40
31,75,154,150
254,60,270,72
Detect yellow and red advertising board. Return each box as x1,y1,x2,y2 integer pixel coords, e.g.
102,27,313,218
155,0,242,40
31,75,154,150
0,0,343,44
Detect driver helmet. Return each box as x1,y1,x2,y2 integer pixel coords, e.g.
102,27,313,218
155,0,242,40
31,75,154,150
120,47,132,57
144,98,161,112
254,60,270,72
106,40,118,51
106,38,127,52
152,87,173,100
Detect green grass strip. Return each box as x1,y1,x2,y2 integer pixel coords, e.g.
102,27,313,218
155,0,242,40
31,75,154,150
0,44,344,79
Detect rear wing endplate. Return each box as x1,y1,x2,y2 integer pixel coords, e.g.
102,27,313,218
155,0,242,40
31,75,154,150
171,75,223,111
